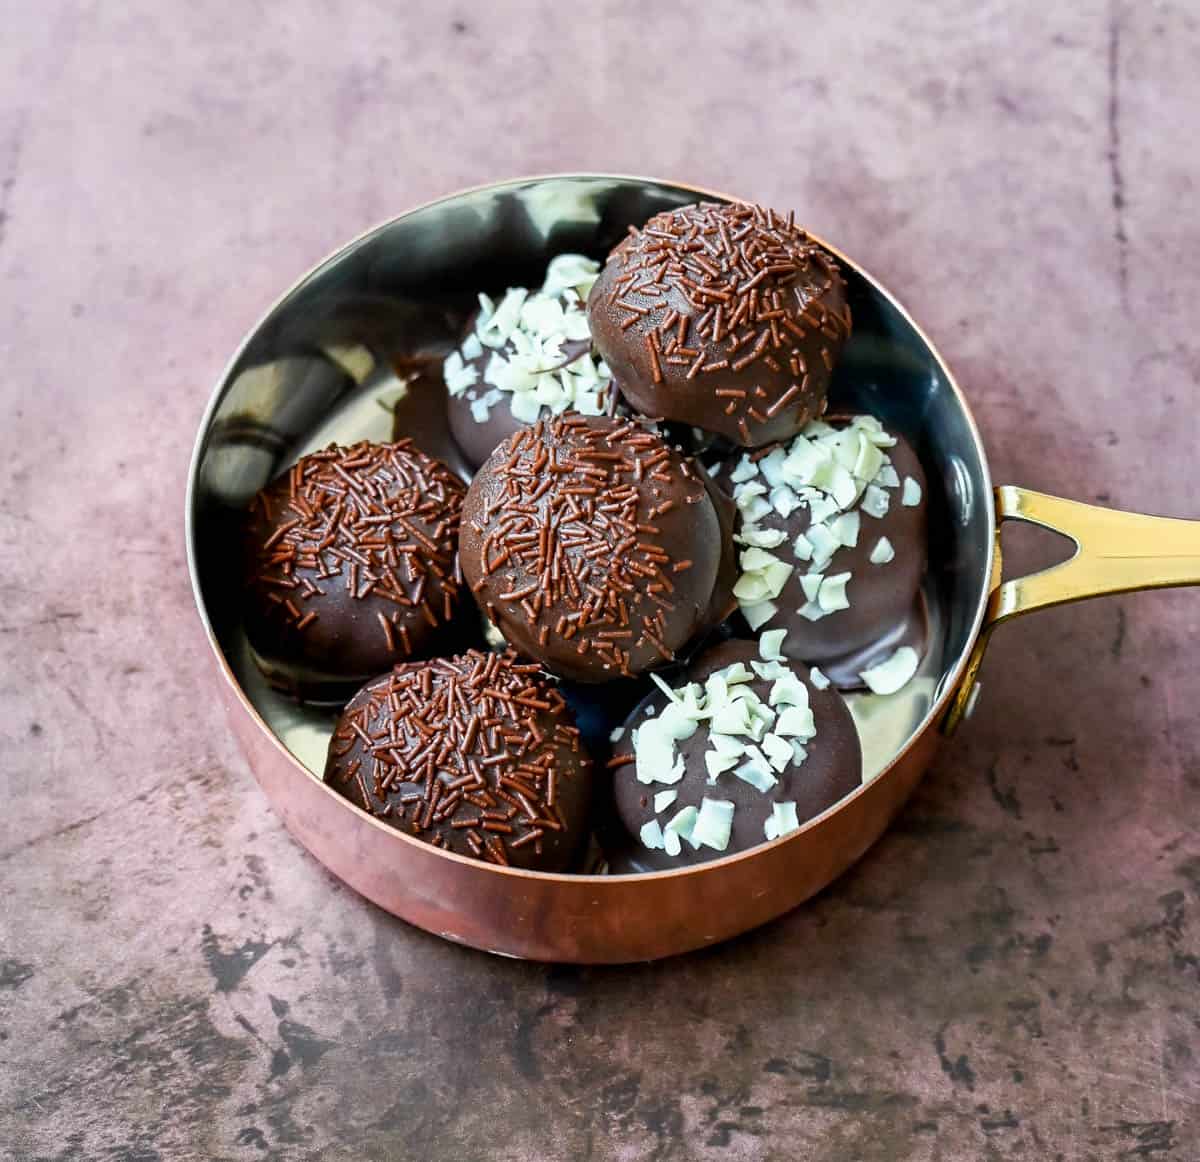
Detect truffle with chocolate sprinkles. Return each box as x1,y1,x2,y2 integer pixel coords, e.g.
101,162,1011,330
460,414,735,683
243,440,468,702
325,649,592,870
588,202,850,447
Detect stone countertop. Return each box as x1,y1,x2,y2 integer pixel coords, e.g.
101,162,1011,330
3,3,1199,1158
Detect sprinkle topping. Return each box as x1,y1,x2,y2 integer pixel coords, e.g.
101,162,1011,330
248,440,464,648
463,414,717,678
597,202,848,442
325,650,586,865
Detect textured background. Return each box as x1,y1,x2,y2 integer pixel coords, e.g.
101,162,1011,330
3,1,1200,1158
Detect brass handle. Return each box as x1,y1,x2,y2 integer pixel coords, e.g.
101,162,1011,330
942,486,1200,734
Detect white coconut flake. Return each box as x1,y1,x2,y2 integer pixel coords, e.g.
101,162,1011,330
817,572,852,614
829,511,861,548
860,646,920,695
740,599,778,631
764,802,801,841
861,484,891,519
665,805,699,848
762,733,793,772
770,486,802,518
542,252,601,299
769,672,809,708
653,789,678,814
790,740,810,765
792,532,814,561
751,660,788,681
734,756,777,792
759,629,787,661
609,725,625,743
692,798,736,851
705,749,740,781
736,526,788,549
640,819,665,850
809,667,831,690
806,523,841,569
869,536,896,565
775,704,816,740
730,456,758,484
902,476,923,506
877,463,901,488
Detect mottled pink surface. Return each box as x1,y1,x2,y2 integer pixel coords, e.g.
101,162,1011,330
3,3,1200,1158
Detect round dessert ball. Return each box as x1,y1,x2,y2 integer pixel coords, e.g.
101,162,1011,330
459,414,736,683
588,202,850,448
720,414,928,680
608,638,862,871
324,649,592,871
444,254,615,470
243,440,467,702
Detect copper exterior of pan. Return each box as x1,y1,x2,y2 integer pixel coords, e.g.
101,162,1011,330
186,175,1200,963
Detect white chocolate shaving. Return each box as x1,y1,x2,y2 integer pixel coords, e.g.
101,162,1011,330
860,646,920,695
764,802,801,841
443,255,609,426
869,536,895,565
692,798,735,851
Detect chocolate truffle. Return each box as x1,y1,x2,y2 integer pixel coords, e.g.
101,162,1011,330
608,638,862,871
588,202,849,447
243,440,467,701
444,254,615,469
722,415,928,687
324,650,592,870
460,414,736,683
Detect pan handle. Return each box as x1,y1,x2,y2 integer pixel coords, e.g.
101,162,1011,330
942,486,1200,734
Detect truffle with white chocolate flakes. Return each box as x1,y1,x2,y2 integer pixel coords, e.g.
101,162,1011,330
242,440,468,703
720,414,928,685
444,254,615,470
607,637,862,871
587,202,850,447
325,650,592,871
459,413,736,683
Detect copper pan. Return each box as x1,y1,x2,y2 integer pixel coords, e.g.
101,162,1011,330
185,175,1200,963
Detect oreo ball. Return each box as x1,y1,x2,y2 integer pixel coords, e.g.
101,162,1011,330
720,414,928,683
324,650,592,871
459,414,736,683
242,440,467,703
588,201,849,447
608,639,862,871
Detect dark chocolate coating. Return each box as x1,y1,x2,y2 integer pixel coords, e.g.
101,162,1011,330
608,640,862,871
720,426,929,673
460,414,733,683
588,202,849,448
242,440,467,703
324,650,592,871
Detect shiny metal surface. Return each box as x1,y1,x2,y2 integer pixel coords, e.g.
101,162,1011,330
186,174,1006,962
